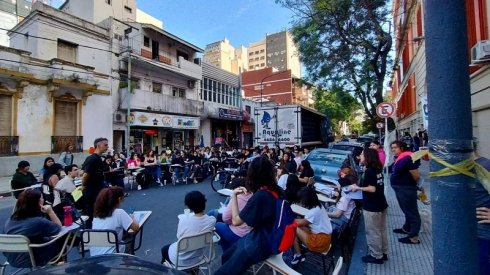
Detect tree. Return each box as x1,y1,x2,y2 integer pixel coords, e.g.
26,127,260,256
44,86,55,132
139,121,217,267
277,0,392,131
314,86,362,135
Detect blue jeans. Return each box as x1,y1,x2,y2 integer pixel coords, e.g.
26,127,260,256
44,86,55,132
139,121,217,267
479,238,490,275
215,222,241,252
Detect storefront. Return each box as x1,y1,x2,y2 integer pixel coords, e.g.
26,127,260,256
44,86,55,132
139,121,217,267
128,111,199,154
201,108,242,148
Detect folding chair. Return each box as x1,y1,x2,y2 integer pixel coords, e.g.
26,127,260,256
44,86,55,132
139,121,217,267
164,231,215,275
332,256,343,275
0,231,70,274
80,229,133,258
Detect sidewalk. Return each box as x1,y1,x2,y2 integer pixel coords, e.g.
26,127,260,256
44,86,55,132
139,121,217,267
349,161,433,275
0,176,12,198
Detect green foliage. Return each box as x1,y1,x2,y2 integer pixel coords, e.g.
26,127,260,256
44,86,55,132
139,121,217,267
277,0,392,131
314,86,362,135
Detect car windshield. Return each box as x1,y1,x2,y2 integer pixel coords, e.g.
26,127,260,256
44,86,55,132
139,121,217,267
308,151,347,166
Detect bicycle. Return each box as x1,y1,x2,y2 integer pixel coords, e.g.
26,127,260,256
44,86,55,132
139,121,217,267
209,158,238,193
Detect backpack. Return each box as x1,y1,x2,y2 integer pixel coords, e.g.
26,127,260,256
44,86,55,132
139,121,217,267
260,187,297,255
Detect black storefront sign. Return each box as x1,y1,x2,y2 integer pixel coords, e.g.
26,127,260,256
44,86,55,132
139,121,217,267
218,108,242,120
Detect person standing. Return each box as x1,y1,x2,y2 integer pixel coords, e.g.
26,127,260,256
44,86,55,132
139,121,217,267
58,144,74,167
350,148,388,264
413,133,421,151
390,140,421,244
11,161,38,199
81,137,111,228
369,140,386,166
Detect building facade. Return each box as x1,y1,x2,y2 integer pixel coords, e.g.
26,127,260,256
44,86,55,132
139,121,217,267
200,61,242,148
241,67,309,107
265,31,301,78
203,38,248,75
0,2,112,175
391,0,490,156
247,38,267,71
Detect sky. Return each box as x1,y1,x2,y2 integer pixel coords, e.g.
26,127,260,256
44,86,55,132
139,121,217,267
136,0,295,49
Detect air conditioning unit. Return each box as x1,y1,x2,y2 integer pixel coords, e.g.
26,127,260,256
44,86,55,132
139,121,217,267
113,111,126,123
188,80,196,89
471,40,490,64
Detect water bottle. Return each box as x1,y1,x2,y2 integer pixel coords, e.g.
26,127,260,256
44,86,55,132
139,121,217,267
63,206,73,226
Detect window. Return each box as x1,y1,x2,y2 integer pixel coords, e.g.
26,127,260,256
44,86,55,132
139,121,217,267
255,51,259,54
249,52,253,56
249,65,254,69
54,100,77,136
0,95,12,136
172,87,185,98
57,40,77,63
144,36,150,47
261,63,265,67
254,57,259,61
105,0,111,4
249,59,253,62
152,82,162,93
124,6,132,13
260,56,265,60
245,105,251,114
260,49,265,53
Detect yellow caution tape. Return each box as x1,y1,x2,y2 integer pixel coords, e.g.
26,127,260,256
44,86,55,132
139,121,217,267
411,149,490,194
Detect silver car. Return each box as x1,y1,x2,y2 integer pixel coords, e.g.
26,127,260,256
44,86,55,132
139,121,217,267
306,148,358,185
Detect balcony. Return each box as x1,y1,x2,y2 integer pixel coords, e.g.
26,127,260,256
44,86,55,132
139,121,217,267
0,136,18,156
120,88,204,117
51,136,83,154
127,52,202,80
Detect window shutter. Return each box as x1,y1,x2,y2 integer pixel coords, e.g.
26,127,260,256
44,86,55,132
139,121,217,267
54,101,77,136
0,95,12,136
57,41,77,63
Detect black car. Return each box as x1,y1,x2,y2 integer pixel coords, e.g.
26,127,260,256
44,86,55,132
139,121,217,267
29,254,185,275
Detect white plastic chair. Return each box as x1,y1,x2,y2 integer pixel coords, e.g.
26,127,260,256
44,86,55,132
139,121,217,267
165,231,215,275
332,256,343,275
80,229,134,257
0,231,70,274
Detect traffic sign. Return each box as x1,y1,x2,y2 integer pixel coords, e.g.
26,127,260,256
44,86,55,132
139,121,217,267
376,102,395,118
376,122,384,129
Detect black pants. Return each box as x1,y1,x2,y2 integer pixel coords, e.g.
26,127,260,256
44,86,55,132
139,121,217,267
392,185,421,238
161,244,172,264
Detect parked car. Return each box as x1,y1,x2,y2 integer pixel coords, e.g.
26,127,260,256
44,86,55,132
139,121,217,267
306,148,358,185
29,254,185,275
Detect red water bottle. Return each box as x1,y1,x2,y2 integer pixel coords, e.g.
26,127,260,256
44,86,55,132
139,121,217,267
63,206,73,226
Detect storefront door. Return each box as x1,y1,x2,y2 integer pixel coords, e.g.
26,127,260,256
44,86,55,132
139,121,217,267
173,131,184,150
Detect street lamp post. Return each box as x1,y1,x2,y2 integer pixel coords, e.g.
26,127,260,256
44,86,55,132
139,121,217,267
260,70,288,106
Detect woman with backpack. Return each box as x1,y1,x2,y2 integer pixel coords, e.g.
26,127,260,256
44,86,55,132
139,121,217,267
215,156,284,275
291,186,333,267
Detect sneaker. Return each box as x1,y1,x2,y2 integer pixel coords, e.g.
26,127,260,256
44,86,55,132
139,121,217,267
393,228,409,234
137,185,142,190
291,254,305,265
383,254,388,261
361,255,383,264
398,237,420,244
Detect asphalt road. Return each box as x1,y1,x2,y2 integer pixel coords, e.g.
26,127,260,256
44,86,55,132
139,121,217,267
0,178,226,272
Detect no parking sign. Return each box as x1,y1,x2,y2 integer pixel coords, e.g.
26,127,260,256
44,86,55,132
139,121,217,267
376,102,395,118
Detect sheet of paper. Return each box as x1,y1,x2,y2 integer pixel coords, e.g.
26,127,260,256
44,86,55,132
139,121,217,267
71,187,83,202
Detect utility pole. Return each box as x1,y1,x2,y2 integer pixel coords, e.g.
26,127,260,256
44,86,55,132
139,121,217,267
124,28,133,156
425,1,478,274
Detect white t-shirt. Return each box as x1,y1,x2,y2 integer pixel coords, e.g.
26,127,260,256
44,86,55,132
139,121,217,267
53,176,76,207
168,214,216,267
90,208,133,256
278,174,289,190
305,206,332,234
336,195,356,220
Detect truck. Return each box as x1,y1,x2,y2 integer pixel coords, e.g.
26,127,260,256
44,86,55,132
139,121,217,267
254,105,332,148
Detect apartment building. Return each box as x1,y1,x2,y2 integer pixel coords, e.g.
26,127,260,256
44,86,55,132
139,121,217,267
265,31,301,78
247,38,266,71
203,38,248,75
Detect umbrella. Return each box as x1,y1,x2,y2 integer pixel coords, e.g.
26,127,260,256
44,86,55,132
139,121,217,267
199,135,204,148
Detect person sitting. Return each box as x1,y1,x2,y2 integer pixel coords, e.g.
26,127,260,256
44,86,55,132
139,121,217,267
113,153,126,169
233,153,248,177
161,191,216,267
336,167,357,189
11,160,38,199
39,157,55,180
41,163,64,207
187,150,202,184
293,149,303,171
3,189,64,268
277,168,289,190
215,156,282,275
291,186,333,266
126,152,141,169
90,187,139,256
143,150,162,185
52,164,80,219
171,151,189,182
284,174,302,205
327,190,356,233
215,178,253,252
298,160,314,186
